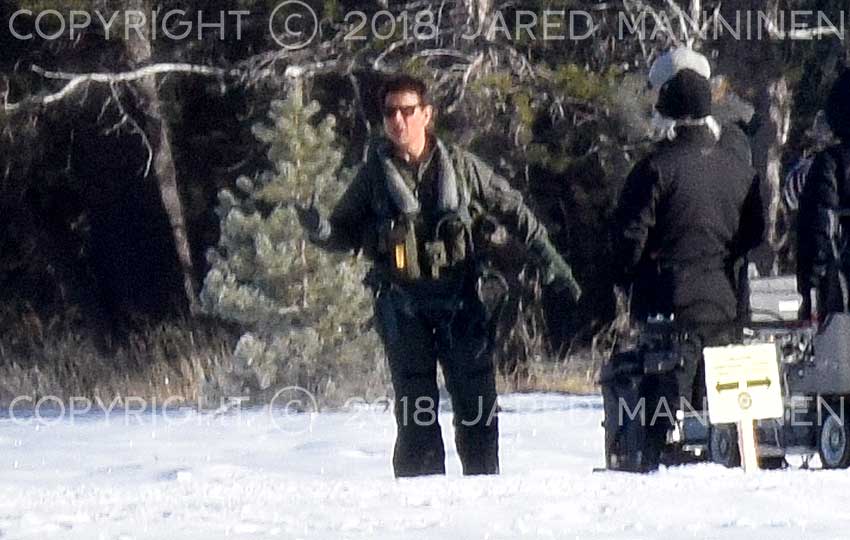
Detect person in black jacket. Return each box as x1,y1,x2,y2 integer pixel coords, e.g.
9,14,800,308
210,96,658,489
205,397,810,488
798,69,850,318
613,55,765,454
626,49,758,322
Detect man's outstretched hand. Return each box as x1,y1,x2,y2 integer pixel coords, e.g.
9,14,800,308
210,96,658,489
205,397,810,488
296,193,330,241
546,260,583,303
531,238,582,302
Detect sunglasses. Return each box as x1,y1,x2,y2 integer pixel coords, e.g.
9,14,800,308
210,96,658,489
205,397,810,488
382,104,421,118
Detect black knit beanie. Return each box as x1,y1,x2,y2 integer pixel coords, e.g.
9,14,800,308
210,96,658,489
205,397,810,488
655,69,712,120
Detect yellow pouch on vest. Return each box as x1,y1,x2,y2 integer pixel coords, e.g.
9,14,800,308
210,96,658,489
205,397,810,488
386,217,420,281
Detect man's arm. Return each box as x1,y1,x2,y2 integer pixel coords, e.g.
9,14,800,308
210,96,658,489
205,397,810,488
798,150,841,290
462,150,581,300
729,173,765,322
733,173,765,258
613,157,662,287
303,166,373,253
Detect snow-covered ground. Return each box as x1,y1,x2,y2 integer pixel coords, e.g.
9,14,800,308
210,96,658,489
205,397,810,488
1,393,850,539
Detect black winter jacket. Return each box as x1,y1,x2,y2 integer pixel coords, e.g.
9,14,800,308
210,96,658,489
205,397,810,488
797,141,850,312
614,126,765,325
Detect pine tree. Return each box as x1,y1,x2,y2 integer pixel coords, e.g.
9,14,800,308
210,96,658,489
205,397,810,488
201,84,384,401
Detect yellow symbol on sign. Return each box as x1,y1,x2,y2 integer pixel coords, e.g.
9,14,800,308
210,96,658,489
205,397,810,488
704,343,783,424
704,343,784,474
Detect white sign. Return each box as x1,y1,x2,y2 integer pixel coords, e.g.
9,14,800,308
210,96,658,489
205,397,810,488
704,343,783,424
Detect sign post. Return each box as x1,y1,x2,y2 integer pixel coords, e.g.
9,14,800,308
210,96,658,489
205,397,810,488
704,343,783,472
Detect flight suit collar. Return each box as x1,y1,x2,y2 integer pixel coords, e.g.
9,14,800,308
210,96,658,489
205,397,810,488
377,135,459,215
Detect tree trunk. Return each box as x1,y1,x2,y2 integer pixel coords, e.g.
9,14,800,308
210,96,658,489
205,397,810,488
716,0,792,276
125,0,199,314
762,78,792,275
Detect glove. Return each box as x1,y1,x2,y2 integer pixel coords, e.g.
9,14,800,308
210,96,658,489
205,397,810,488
531,239,582,302
548,259,583,302
810,261,828,288
296,194,330,241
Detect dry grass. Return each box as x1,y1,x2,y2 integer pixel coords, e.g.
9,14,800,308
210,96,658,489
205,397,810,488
497,354,601,396
0,314,238,407
0,304,599,410
0,308,393,409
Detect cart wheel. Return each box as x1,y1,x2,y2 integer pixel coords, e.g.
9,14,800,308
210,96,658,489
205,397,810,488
819,412,850,469
710,424,740,468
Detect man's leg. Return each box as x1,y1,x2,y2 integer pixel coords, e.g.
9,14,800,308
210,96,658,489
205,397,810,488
690,326,738,408
675,334,704,411
375,292,445,477
440,299,499,475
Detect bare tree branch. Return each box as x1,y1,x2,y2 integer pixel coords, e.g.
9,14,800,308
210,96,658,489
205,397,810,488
347,73,371,163
103,82,154,177
3,55,352,114
4,63,240,113
283,60,341,79
446,51,485,114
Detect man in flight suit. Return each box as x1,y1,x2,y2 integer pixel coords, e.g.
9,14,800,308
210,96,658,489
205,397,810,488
300,75,581,477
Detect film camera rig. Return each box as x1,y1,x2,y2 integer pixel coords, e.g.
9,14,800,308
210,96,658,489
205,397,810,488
602,276,850,471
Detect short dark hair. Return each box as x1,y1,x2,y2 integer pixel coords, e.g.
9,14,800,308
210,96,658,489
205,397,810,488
378,75,430,107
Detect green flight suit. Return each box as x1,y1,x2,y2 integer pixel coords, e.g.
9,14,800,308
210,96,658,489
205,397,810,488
317,135,579,476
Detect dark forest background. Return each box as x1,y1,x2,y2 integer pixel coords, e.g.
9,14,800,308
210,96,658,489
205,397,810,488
0,0,847,405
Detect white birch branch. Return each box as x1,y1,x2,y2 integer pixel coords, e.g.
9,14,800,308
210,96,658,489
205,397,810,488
4,62,241,112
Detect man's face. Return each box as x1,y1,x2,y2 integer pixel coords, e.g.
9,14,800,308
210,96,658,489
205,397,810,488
382,90,432,150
